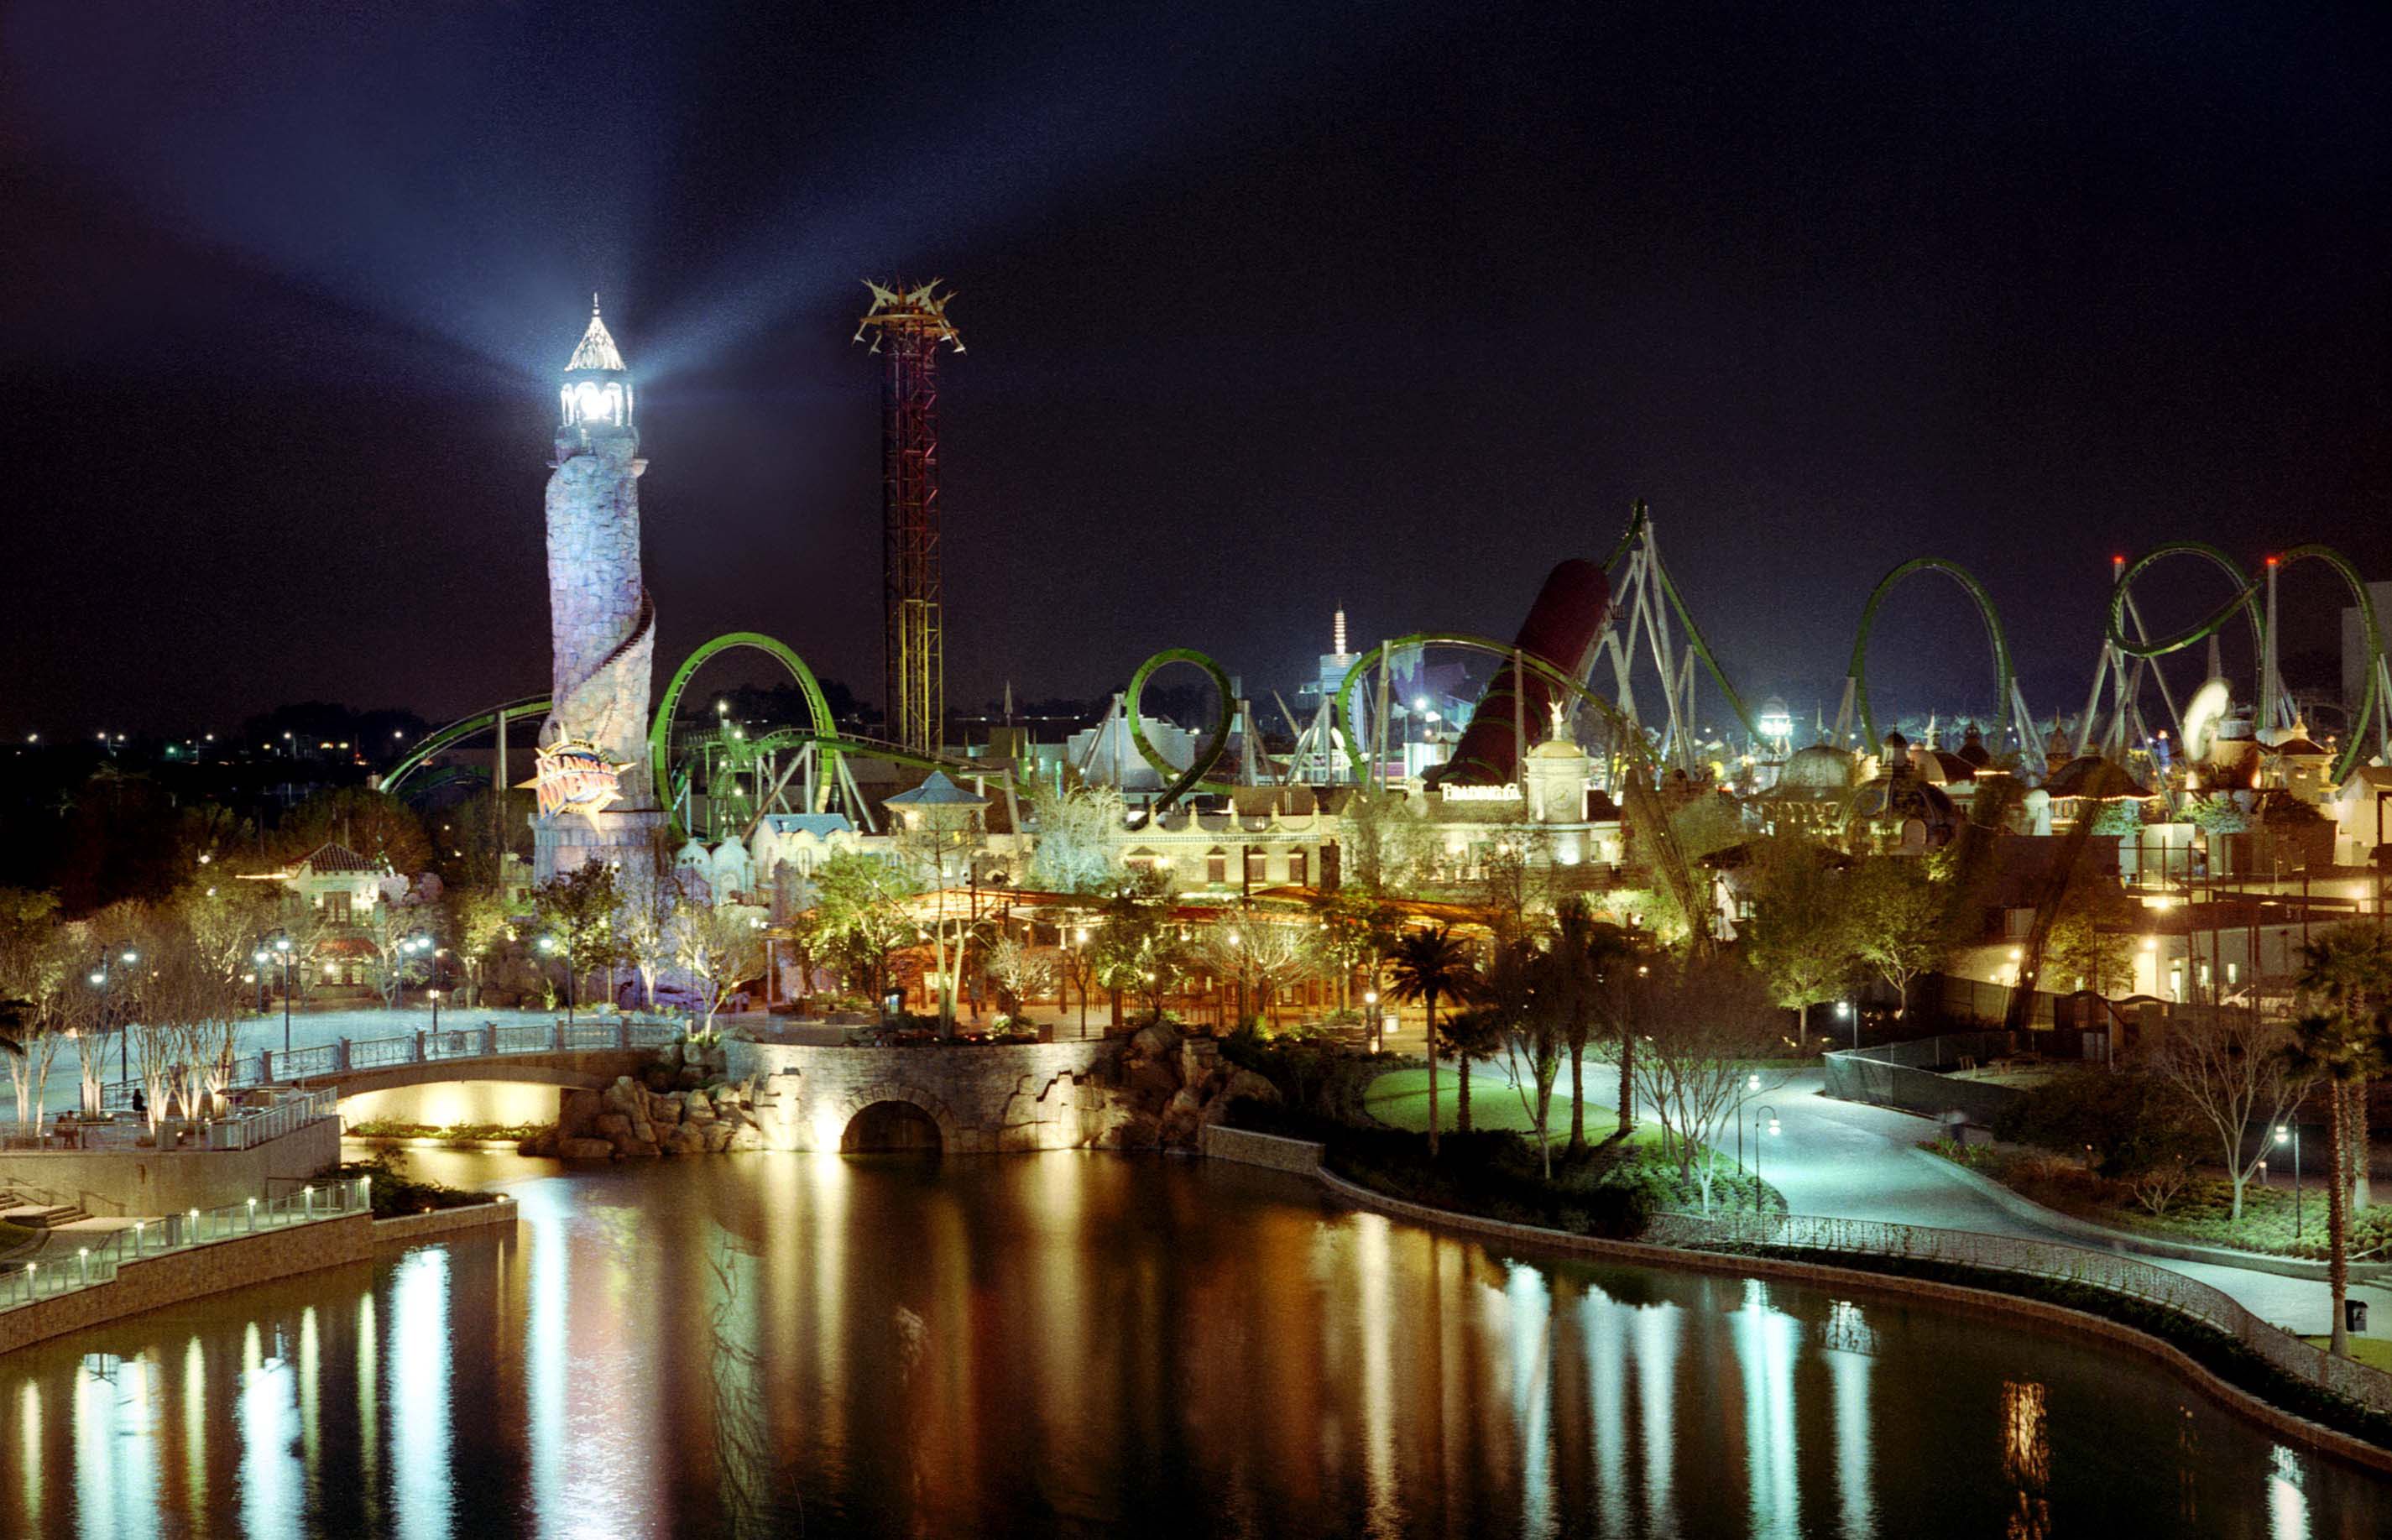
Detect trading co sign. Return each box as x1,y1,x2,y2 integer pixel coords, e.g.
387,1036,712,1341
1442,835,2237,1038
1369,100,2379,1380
521,739,630,828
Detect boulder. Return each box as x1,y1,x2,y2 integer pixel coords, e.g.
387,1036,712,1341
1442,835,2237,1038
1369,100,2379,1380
664,1122,709,1156
727,1125,767,1152
646,1093,682,1125
603,1077,642,1114
659,1039,685,1071
1125,1057,1180,1101
1220,1068,1282,1106
641,1066,676,1094
1177,1038,1220,1087
683,1090,717,1123
1099,1111,1163,1150
702,1122,735,1153
675,1067,704,1090
516,1130,557,1157
593,1113,633,1141
1131,1021,1182,1060
556,1137,616,1161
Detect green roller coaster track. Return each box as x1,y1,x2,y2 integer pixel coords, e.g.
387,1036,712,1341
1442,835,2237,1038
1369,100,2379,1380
1845,557,2032,756
1120,647,1237,827
646,632,840,823
2107,540,2390,783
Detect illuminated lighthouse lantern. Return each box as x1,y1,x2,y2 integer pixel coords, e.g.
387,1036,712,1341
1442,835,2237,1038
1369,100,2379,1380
532,296,663,885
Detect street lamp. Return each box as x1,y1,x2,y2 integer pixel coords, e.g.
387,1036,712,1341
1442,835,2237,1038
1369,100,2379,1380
1752,1104,1783,1212
1737,1073,1762,1172
2276,1123,2302,1239
272,934,295,1054
1365,989,1381,1052
1835,998,1854,1052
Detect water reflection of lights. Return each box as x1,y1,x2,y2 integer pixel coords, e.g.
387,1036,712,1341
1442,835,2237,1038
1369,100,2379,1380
242,1318,299,1536
1504,1263,1554,1540
2268,1444,2310,1538
1355,1212,1401,1536
1823,1302,1876,1539
357,1291,381,1528
1735,1280,1799,1538
1636,1305,1679,1534
18,1381,40,1529
391,1246,453,1540
77,1352,160,1539
2002,1380,2050,1540
182,1335,207,1514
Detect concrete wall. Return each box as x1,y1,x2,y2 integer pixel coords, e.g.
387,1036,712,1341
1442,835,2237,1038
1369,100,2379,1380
342,1081,575,1128
724,1040,1127,1154
0,1213,370,1356
1200,1125,1324,1173
371,1198,520,1248
0,1118,342,1216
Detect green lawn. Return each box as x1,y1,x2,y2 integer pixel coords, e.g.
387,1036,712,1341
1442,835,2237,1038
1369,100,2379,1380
2304,1336,2392,1373
1364,1066,1654,1144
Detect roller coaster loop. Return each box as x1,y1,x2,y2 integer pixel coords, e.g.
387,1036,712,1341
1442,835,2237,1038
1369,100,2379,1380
2107,541,2389,782
1845,557,2037,759
1121,647,1237,827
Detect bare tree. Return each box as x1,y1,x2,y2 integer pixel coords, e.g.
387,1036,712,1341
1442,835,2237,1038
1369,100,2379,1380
675,902,770,1036
1636,953,1789,1212
2152,1009,2306,1223
981,933,1055,1021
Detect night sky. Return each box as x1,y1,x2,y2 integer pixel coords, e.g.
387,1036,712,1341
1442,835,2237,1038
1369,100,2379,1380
3,3,2387,742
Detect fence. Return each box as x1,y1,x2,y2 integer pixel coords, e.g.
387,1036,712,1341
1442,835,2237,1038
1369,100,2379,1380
3,1088,337,1156
0,1176,371,1312
1648,1208,2392,1417
93,1018,687,1111
1821,1033,2026,1125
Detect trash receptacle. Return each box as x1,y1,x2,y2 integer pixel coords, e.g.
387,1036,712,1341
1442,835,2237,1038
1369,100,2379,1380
2347,1298,2369,1334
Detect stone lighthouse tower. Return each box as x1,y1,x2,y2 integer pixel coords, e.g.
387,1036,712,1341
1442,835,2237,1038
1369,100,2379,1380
530,297,663,884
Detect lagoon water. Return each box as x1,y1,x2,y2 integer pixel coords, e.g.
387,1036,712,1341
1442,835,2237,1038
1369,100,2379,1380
1,1151,2384,1537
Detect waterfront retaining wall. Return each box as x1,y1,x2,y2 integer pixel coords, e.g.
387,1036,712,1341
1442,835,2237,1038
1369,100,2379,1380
0,1213,371,1357
371,1198,520,1248
0,1117,342,1216
1200,1125,1324,1173
724,1040,1128,1153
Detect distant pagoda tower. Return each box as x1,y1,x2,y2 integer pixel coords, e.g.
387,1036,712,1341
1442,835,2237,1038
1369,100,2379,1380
855,279,963,756
532,296,663,884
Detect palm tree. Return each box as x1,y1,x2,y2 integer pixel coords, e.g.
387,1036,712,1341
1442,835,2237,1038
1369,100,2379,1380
1550,901,1626,1153
1384,926,1478,1156
2281,1010,2389,1359
2300,923,2392,1214
1439,1005,1508,1134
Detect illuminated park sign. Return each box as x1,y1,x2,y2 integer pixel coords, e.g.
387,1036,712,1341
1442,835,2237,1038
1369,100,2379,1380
1439,784,1522,802
521,739,630,828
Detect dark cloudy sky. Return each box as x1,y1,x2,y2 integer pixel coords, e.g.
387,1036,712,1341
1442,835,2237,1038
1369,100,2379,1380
3,2,2386,741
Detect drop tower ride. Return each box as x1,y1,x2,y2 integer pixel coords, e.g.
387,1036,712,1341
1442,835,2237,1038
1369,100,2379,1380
855,280,963,757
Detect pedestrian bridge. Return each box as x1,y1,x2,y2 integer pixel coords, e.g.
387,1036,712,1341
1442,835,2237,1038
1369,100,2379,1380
99,1020,687,1114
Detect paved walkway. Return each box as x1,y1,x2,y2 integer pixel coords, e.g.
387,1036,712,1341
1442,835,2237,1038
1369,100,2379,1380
1633,1060,2392,1337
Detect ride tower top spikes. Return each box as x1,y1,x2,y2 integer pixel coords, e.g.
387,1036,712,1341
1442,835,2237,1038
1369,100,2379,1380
855,279,964,758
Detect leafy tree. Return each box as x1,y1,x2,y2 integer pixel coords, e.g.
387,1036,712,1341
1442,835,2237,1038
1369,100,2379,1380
1026,785,1126,894
276,787,433,877
1741,835,1856,1038
447,888,515,1006
169,874,279,987
800,850,919,1004
1340,785,1437,896
1382,926,1479,1156
1842,856,1948,1017
1315,886,1399,1013
0,890,68,1120
1202,915,1323,1031
615,861,687,1013
1091,866,1181,1026
2045,878,2138,995
531,864,624,1020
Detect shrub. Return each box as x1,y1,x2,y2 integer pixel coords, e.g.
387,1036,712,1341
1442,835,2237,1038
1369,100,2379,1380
1993,1067,2201,1177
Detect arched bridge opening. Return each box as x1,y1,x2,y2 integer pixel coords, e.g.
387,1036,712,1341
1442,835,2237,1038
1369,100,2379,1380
841,1100,944,1154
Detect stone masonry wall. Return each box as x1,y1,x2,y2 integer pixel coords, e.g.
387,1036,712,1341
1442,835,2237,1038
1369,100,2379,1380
725,1040,1132,1154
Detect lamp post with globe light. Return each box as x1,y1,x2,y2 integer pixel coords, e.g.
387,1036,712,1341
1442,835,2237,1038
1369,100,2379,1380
2277,1123,2303,1239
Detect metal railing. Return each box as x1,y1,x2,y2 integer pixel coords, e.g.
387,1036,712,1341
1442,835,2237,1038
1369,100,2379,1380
3,1088,337,1156
0,1176,372,1313
96,1019,687,1109
1650,1209,2392,1417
